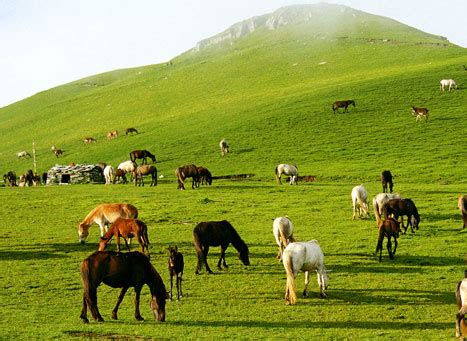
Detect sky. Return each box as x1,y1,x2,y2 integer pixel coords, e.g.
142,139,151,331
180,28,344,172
0,0,466,108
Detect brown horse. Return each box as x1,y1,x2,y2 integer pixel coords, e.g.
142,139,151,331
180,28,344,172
196,166,212,186
107,130,118,140
332,100,355,113
130,149,156,165
175,164,199,190
79,251,166,323
383,198,420,234
458,195,467,229
168,246,184,301
381,170,393,193
98,218,150,256
134,165,157,186
375,216,401,262
125,127,139,135
78,203,138,243
193,220,250,274
113,168,127,184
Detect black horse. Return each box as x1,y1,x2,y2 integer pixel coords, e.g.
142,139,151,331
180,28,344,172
3,171,17,186
130,149,156,165
168,246,184,301
381,170,393,193
175,164,199,190
79,251,166,323
193,220,250,274
332,100,355,113
383,198,420,233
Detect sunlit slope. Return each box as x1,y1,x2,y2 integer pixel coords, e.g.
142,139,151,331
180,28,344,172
1,4,466,183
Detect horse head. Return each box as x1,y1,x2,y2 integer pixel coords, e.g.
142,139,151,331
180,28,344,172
238,246,250,266
78,223,90,244
150,295,166,322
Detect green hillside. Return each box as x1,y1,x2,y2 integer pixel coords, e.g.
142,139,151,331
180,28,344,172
1,3,466,184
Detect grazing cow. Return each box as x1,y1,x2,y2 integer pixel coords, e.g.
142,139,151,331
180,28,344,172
351,185,369,220
17,151,31,159
107,130,118,140
125,127,139,135
332,100,355,113
168,246,184,301
219,139,229,157
272,216,295,261
381,170,393,193
458,195,467,229
411,106,429,122
83,137,96,144
440,79,457,92
3,171,17,186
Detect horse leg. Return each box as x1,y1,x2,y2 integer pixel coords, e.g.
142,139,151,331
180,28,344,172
87,287,104,322
169,273,174,300
116,235,121,253
392,236,398,255
123,236,131,252
177,273,183,300
387,238,394,260
203,246,213,274
302,271,309,297
134,285,144,321
217,246,226,270
112,287,128,320
80,294,89,323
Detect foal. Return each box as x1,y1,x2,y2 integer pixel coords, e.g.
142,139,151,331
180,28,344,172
168,246,184,301
375,216,401,262
98,218,150,256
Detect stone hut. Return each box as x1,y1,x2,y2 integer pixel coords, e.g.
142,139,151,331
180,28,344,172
46,164,105,185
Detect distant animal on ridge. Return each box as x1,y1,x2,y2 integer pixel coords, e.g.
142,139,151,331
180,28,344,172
455,276,467,339
98,218,150,256
168,246,184,301
440,79,457,92
381,170,393,193
193,220,250,274
219,139,229,156
273,216,295,261
458,195,467,229
332,100,355,113
83,137,96,144
79,251,166,323
134,164,157,187
130,149,156,165
351,185,369,220
16,150,31,159
175,164,199,190
411,106,429,122
383,198,420,234
275,164,298,185
125,127,139,135
107,130,118,140
78,203,138,243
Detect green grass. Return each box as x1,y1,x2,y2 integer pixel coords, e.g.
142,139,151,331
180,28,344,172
0,3,466,339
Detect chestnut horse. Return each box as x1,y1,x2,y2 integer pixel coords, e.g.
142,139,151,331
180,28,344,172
175,164,199,190
332,100,355,113
383,198,420,234
134,164,157,186
168,246,184,301
98,218,150,256
193,220,250,274
130,149,156,165
375,215,401,262
458,195,467,229
79,251,166,323
78,203,138,243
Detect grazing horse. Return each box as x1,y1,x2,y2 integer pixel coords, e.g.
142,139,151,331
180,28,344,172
381,170,393,193
134,165,157,186
79,251,166,323
275,164,298,185
130,150,156,165
459,195,467,230
113,168,127,184
175,164,199,190
118,160,137,181
351,185,369,220
219,139,229,156
103,165,115,184
196,166,212,186
168,246,184,301
78,203,138,243
375,215,401,262
440,79,457,92
332,100,355,113
411,106,429,122
273,216,295,261
125,127,139,135
193,220,250,274
83,137,96,143
456,277,467,339
3,171,17,186
107,130,118,140
98,218,150,256
16,151,31,159
283,240,330,305
383,198,420,234
373,193,402,218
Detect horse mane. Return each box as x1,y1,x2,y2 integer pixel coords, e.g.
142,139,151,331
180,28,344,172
223,221,248,253
81,206,101,227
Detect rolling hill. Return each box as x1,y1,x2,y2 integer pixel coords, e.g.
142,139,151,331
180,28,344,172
1,3,466,184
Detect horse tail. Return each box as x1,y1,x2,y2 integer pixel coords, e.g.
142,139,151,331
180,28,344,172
193,229,206,271
80,258,96,315
284,252,297,305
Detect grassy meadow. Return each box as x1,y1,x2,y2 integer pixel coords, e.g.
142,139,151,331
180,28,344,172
1,4,466,339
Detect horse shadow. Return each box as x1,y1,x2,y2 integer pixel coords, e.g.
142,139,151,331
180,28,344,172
235,147,255,154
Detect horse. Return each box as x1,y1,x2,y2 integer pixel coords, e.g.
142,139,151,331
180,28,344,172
16,151,31,159
125,127,139,135
79,251,166,323
381,170,393,193
118,160,137,181
83,137,96,143
53,149,63,157
275,164,298,185
351,185,369,220
383,198,420,234
98,218,150,256
283,240,330,305
332,100,355,113
272,216,295,261
78,203,138,243
107,130,118,140
42,172,48,185
373,193,402,218
196,166,212,186
168,246,184,301
134,165,157,186
24,169,34,187
456,277,467,339
411,106,429,122
3,171,17,186
130,150,156,165
175,164,199,190
440,79,457,92
375,215,401,262
458,195,467,229
113,168,127,184
103,165,115,184
193,220,250,274
219,139,229,156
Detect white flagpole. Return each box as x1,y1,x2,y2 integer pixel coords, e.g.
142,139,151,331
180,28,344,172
32,141,37,173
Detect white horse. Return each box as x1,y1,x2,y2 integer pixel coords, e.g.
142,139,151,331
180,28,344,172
272,216,295,261
275,164,298,185
283,240,330,305
103,165,115,184
373,193,402,219
219,139,229,156
456,277,467,338
17,151,31,159
118,160,137,180
440,79,457,92
351,185,369,220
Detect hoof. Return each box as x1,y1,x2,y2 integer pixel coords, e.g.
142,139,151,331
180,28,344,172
136,316,144,321
80,317,89,324
112,312,117,320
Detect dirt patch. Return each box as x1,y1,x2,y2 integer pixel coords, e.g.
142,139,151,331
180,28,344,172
212,173,255,180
